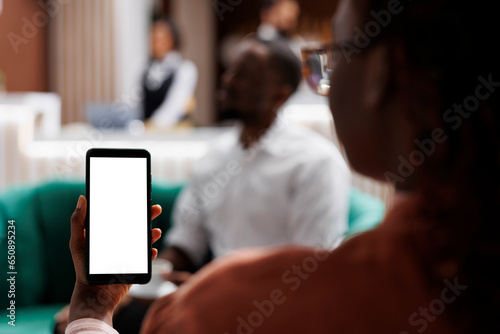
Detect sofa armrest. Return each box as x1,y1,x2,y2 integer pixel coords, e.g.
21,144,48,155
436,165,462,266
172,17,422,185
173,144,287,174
0,185,48,307
347,188,386,238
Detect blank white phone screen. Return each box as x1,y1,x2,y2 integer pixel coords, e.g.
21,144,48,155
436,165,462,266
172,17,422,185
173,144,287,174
89,157,148,274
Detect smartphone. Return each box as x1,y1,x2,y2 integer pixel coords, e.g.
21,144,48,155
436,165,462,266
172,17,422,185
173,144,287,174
85,148,151,285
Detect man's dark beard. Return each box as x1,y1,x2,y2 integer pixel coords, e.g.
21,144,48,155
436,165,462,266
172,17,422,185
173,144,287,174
215,107,243,123
278,29,292,39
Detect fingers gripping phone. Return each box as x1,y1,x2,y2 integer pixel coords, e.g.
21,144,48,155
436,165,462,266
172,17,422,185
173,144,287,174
85,148,152,285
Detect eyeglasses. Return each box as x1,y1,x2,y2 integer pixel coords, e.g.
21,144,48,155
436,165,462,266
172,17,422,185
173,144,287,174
301,43,338,97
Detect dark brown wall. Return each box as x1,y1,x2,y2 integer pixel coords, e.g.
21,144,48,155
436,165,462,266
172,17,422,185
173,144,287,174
216,0,340,41
0,0,49,92
213,0,340,91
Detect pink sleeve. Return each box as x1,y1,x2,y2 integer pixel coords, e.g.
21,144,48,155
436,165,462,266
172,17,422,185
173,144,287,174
65,318,118,334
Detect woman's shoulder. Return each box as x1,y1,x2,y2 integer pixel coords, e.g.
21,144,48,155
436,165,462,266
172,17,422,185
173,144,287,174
147,222,458,333
178,58,198,74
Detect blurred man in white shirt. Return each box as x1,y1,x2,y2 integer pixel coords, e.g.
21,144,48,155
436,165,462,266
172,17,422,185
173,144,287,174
56,38,351,334
161,38,350,282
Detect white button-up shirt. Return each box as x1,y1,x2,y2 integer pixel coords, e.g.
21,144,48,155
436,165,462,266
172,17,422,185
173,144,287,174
166,116,351,266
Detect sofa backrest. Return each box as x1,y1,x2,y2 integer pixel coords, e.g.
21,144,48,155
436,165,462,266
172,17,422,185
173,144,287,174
0,180,384,307
0,183,49,307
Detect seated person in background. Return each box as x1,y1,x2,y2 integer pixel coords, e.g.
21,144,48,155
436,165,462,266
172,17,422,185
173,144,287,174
142,19,198,128
160,38,350,283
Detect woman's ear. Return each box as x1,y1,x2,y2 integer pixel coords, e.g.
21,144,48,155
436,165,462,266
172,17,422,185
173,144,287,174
409,70,442,132
384,40,441,126
363,40,418,118
361,41,420,190
272,85,294,112
389,39,442,131
363,42,392,114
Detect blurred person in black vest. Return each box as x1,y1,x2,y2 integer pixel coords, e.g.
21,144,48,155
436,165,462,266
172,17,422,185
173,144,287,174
142,19,197,128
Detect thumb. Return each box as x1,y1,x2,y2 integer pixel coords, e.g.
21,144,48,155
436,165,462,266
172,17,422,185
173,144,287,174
70,196,87,254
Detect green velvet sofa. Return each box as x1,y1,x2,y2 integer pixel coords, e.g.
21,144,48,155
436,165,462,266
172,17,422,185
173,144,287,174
0,180,385,334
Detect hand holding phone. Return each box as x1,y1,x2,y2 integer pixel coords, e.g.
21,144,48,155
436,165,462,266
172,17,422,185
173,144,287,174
68,195,163,326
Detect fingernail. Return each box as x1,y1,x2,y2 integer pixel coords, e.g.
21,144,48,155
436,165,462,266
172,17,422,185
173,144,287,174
76,196,84,209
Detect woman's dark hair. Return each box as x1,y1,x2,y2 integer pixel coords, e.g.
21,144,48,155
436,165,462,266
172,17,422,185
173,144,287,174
152,18,182,50
355,0,499,331
261,0,299,10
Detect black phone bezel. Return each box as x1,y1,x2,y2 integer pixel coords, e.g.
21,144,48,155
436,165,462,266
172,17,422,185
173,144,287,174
85,148,152,285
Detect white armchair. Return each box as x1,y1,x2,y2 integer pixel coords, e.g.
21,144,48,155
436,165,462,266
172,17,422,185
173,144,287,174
0,92,61,139
0,105,35,190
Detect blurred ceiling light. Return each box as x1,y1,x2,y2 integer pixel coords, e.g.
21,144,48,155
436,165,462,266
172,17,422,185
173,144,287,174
0,0,3,16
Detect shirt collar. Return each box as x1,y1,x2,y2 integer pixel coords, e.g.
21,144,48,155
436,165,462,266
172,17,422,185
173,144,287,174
159,51,182,67
257,24,279,41
146,51,183,89
234,114,290,156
